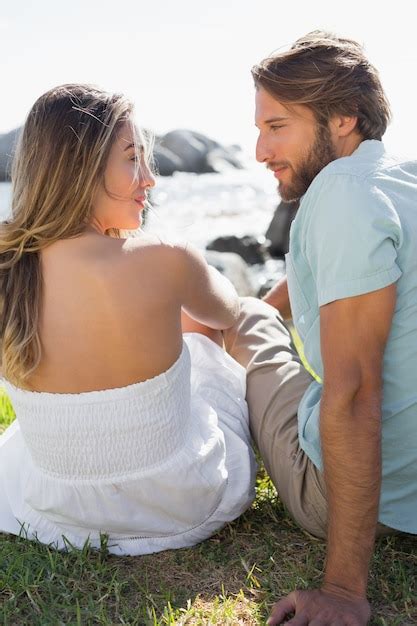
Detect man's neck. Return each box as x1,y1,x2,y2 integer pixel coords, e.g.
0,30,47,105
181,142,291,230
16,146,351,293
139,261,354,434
337,132,365,158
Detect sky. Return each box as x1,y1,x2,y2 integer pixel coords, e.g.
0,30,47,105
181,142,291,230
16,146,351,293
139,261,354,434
1,0,416,157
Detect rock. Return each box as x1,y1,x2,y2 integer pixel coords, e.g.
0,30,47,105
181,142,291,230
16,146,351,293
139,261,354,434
205,238,287,298
204,250,255,296
206,235,271,265
159,130,214,174
157,129,243,176
152,144,185,176
0,126,243,179
250,259,286,298
0,128,20,181
265,200,299,258
206,147,242,173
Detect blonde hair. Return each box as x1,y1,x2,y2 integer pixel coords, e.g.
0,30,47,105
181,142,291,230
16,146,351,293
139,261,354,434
0,83,144,386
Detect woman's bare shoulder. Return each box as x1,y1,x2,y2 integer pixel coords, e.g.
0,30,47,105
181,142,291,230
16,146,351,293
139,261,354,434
121,234,193,268
122,232,176,253
41,232,195,289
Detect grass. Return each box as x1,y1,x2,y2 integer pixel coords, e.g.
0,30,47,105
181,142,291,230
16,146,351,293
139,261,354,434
1,387,416,625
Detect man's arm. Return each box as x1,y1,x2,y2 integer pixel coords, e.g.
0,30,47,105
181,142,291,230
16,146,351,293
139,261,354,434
262,276,292,320
268,283,396,625
320,285,396,598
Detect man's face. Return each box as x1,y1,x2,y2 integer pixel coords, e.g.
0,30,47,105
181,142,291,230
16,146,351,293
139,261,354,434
255,86,337,201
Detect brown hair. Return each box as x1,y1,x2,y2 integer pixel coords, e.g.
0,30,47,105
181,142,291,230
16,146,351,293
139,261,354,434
252,30,391,140
0,84,143,386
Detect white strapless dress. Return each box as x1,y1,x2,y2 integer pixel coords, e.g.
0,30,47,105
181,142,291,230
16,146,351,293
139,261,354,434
0,334,256,555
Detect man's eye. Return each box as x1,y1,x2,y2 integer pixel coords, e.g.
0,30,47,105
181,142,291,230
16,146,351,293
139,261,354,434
271,125,285,132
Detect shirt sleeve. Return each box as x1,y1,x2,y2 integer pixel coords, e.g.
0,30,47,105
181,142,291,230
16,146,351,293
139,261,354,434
304,173,403,306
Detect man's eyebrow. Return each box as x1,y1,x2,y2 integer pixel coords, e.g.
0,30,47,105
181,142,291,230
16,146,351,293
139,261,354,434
255,116,290,128
264,116,289,124
123,142,135,151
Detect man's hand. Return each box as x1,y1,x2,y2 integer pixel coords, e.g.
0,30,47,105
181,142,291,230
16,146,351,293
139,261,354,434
267,284,396,626
267,588,371,625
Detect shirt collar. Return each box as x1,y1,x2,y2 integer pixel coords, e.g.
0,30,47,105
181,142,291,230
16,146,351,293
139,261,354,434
351,138,385,158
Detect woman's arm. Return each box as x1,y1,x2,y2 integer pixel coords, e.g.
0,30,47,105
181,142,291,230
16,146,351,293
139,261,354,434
176,243,240,330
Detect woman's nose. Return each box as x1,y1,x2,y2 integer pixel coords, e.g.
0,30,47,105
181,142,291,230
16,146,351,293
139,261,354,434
141,161,156,189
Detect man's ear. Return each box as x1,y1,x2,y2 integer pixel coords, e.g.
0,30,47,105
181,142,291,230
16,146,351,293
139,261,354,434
330,114,359,138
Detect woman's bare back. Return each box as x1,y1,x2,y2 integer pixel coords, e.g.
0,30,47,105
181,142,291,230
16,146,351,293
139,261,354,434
30,232,185,393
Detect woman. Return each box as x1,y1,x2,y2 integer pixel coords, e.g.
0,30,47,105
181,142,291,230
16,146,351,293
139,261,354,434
0,84,256,555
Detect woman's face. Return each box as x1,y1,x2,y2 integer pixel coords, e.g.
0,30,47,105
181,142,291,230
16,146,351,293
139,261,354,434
91,121,155,232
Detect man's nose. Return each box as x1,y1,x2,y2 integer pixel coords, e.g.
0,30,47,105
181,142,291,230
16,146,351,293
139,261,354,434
256,134,272,163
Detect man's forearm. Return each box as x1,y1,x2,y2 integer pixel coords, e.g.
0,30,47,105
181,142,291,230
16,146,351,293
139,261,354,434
262,276,291,319
320,386,382,598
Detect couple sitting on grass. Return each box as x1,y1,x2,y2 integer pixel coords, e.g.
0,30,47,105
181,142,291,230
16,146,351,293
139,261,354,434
1,31,416,626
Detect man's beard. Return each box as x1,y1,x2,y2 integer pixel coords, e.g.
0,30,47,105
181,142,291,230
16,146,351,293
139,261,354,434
277,124,337,202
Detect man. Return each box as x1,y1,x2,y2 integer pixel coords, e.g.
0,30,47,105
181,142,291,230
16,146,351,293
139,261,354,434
223,31,417,625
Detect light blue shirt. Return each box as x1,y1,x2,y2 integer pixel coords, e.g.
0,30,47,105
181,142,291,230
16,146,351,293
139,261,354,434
287,140,417,534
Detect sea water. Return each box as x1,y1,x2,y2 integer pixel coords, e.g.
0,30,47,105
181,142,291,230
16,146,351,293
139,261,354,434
0,160,278,248
0,161,284,293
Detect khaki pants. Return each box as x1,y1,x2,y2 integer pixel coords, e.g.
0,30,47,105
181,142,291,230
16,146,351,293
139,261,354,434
223,297,395,540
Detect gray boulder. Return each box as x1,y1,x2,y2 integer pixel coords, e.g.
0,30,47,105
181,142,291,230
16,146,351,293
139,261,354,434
0,126,243,179
151,144,184,177
205,249,286,298
0,128,20,181
159,130,213,174
206,235,271,265
251,259,286,298
155,129,243,176
204,250,255,296
265,200,299,258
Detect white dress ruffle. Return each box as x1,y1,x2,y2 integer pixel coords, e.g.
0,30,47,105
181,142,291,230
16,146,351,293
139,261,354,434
0,334,256,555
